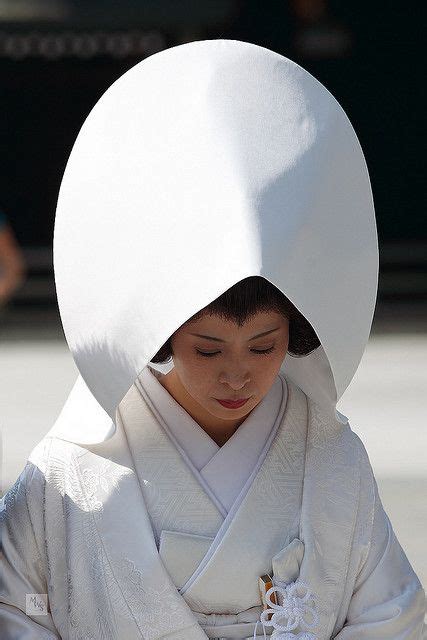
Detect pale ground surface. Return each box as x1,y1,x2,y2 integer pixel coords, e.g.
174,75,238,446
1,304,426,591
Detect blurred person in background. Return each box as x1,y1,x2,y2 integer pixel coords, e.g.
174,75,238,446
0,209,26,309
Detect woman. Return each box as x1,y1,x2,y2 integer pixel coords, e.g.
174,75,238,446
1,39,425,639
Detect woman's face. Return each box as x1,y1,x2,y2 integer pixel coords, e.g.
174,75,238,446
162,310,289,435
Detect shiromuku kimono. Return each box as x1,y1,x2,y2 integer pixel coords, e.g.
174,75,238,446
1,39,426,640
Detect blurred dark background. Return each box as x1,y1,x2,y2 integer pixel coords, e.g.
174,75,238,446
0,0,425,326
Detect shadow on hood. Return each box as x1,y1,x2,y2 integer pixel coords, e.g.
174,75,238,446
48,38,378,444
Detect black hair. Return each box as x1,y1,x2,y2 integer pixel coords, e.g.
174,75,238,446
150,275,320,364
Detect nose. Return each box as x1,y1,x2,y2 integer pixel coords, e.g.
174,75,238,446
218,371,251,390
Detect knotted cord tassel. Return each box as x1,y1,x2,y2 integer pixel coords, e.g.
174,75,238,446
254,578,319,639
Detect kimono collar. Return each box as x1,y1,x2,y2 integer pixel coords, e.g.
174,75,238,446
48,39,377,445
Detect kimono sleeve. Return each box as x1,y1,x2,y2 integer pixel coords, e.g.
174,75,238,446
0,441,61,639
335,474,427,639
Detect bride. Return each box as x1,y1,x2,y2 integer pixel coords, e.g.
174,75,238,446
1,38,425,639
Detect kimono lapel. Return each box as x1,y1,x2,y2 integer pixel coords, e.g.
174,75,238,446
179,378,307,614
120,380,226,543
73,404,209,640
110,371,305,617
245,399,361,640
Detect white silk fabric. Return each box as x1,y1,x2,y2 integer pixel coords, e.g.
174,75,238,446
137,366,287,514
1,376,425,639
48,37,378,445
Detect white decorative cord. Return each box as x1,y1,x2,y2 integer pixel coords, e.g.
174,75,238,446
253,579,319,639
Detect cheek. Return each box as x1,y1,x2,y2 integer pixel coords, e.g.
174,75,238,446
186,355,213,377
180,368,216,404
255,352,286,386
176,356,213,388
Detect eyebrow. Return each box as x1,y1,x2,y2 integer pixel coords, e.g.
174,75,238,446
189,327,280,343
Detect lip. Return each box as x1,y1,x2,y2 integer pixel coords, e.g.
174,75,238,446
216,397,251,409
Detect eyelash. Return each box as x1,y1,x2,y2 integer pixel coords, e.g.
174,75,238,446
195,346,276,358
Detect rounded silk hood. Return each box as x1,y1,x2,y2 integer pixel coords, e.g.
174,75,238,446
49,39,378,444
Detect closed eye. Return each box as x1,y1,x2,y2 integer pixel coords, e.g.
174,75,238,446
195,346,276,358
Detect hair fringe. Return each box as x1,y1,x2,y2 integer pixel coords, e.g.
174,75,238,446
150,276,320,364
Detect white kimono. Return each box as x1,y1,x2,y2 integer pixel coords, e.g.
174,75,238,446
1,38,426,639
1,372,426,639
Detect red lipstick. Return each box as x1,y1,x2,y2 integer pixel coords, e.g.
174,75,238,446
216,398,250,409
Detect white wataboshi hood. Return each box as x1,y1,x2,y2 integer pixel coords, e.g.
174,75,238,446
48,38,378,445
